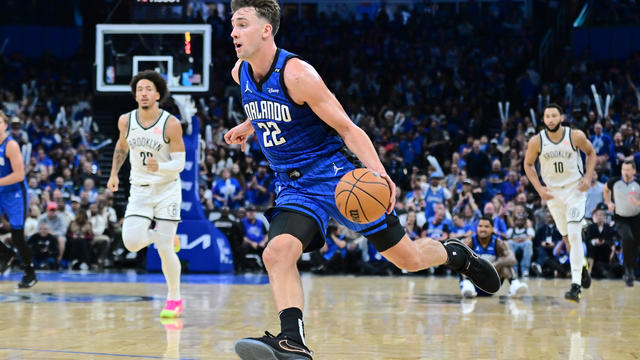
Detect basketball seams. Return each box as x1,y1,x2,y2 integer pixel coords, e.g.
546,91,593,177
335,168,390,224
352,189,370,223
352,184,388,209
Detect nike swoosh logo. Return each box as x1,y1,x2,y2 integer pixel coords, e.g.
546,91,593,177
278,340,311,355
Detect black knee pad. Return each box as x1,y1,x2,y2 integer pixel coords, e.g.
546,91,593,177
268,210,323,252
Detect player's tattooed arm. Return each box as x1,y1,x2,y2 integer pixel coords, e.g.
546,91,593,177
107,114,130,191
493,239,517,268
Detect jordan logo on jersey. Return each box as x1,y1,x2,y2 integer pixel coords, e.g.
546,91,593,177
332,162,344,176
245,81,252,94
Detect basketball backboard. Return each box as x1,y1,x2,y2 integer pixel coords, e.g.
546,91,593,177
95,24,211,93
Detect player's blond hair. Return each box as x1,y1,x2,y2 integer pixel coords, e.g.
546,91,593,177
0,110,8,124
231,0,281,36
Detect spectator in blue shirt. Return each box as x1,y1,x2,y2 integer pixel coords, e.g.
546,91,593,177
212,168,243,209
246,161,272,209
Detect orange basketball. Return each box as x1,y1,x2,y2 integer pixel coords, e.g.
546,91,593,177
335,168,390,224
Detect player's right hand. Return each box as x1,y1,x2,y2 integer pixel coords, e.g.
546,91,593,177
224,121,255,152
107,175,119,192
607,202,615,213
539,187,554,200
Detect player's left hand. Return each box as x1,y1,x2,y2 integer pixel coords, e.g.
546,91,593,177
146,158,159,172
577,176,590,192
380,173,396,214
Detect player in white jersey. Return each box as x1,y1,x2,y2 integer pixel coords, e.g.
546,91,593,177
107,70,185,317
524,103,596,302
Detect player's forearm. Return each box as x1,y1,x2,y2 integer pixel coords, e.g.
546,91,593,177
584,152,596,180
494,253,516,268
0,172,24,186
110,141,129,176
343,126,386,174
157,152,186,175
524,163,544,192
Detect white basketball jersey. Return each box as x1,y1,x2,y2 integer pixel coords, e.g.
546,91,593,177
126,109,177,185
538,127,583,187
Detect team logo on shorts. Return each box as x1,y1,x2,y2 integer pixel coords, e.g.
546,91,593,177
168,202,179,218
569,206,581,219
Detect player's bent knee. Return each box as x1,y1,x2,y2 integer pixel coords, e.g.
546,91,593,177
262,235,302,269
123,233,145,253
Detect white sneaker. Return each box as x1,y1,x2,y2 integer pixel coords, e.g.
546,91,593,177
509,279,528,297
460,278,477,298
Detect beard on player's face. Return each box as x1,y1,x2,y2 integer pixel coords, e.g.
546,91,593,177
544,121,561,133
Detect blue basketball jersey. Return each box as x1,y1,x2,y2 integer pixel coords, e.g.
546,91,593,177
239,48,344,173
471,234,498,263
0,136,23,193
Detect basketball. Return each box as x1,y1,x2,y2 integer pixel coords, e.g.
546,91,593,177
335,168,390,224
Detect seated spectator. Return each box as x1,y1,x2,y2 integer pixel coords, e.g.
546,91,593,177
533,211,563,277
24,205,40,239
585,203,617,279
422,172,451,219
506,214,535,278
28,223,59,270
213,206,244,273
311,224,349,274
38,202,68,261
212,168,243,209
421,203,452,241
246,161,272,209
78,178,98,204
65,210,93,270
240,206,267,265
477,202,508,239
450,213,473,238
403,211,420,241
88,202,110,267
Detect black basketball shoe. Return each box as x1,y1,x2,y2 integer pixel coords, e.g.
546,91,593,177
564,283,581,302
581,265,591,289
443,238,501,294
235,331,313,360
17,272,37,289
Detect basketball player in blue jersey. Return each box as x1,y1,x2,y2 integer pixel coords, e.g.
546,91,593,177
0,111,37,288
524,103,595,302
459,216,526,298
225,1,500,359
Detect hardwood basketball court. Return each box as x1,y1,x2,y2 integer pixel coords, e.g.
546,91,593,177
0,272,637,359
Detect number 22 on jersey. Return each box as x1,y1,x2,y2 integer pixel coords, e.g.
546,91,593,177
257,121,286,147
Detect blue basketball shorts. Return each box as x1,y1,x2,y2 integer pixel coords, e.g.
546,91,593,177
265,150,404,252
0,185,28,229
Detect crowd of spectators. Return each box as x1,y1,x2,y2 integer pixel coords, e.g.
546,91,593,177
0,1,639,279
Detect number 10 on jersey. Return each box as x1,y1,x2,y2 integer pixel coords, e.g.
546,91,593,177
553,161,564,173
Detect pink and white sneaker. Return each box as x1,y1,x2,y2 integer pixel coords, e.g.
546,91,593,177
160,299,183,318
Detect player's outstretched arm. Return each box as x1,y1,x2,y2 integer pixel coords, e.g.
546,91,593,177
0,140,25,186
524,134,553,200
146,116,186,174
571,129,596,192
283,58,396,213
107,114,130,192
